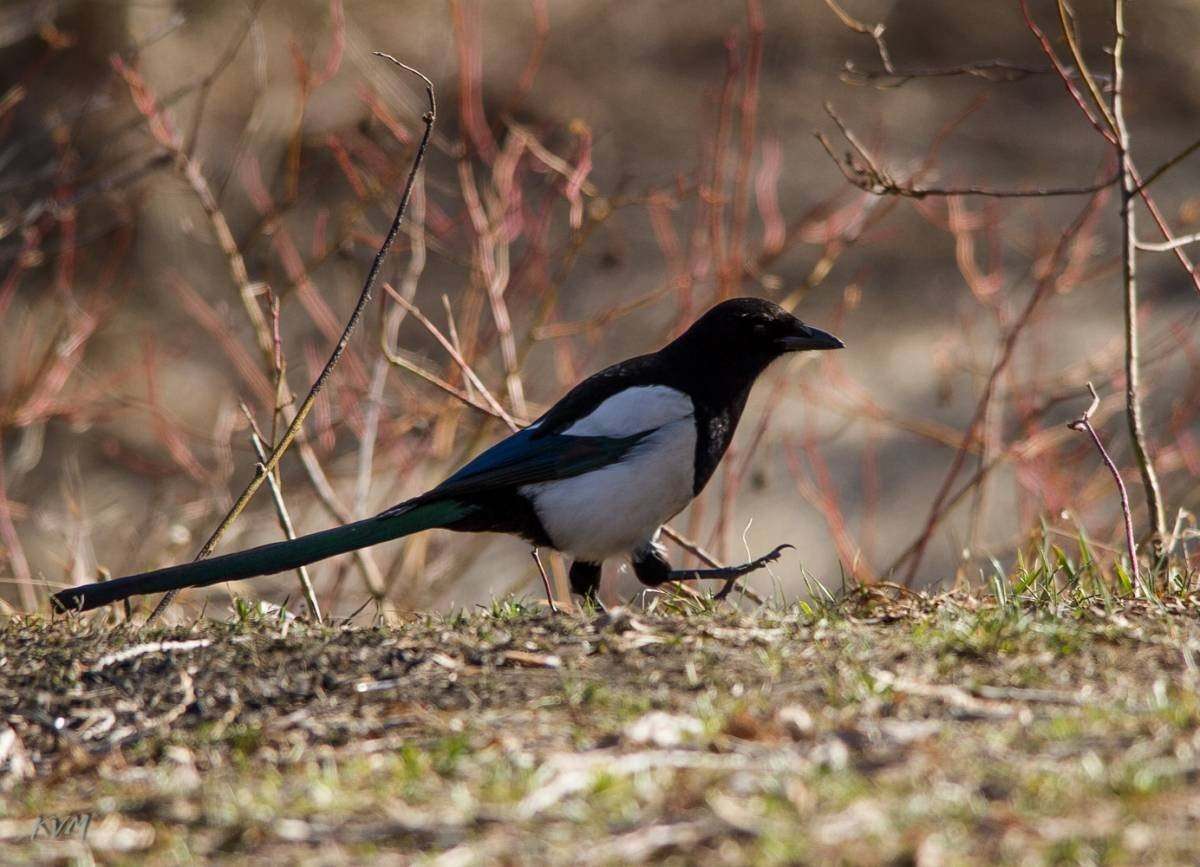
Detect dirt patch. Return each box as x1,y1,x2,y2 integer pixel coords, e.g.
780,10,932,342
4,591,1200,863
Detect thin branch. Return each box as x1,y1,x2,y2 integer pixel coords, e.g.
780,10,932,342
824,0,1054,91
533,283,677,340
842,59,1051,89
531,548,559,613
1131,134,1200,197
458,150,527,417
383,287,519,432
381,336,513,424
1112,0,1167,548
110,57,275,367
184,0,268,158
898,193,1106,584
1055,0,1118,136
144,57,436,623
294,440,386,595
242,406,322,622
821,0,894,73
1021,0,1200,292
1068,383,1142,590
1018,0,1117,146
817,105,1119,199
354,360,388,519
1127,163,1200,293
1136,232,1200,253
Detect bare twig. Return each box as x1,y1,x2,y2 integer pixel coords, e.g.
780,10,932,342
1068,383,1141,589
817,105,1119,199
458,151,527,417
242,406,322,622
107,54,389,605
1055,0,1118,136
824,0,1051,89
1131,134,1200,197
897,194,1105,583
842,59,1051,88
506,119,601,197
882,395,1125,577
727,0,764,291
111,57,275,368
1135,232,1200,253
294,441,386,595
1126,165,1200,294
533,283,677,340
355,361,388,519
531,548,559,613
1018,0,1116,146
383,288,520,432
1111,0,1167,549
821,0,894,73
1021,0,1200,293
382,342,511,423
144,57,436,623
183,0,268,158
785,439,877,585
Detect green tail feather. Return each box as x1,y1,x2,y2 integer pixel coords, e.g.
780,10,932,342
52,499,474,613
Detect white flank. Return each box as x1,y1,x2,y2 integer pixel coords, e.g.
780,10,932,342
522,387,696,560
561,385,694,437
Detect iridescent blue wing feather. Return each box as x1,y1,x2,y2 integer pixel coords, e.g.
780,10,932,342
426,427,651,499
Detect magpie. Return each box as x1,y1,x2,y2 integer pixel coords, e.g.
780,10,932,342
52,297,843,613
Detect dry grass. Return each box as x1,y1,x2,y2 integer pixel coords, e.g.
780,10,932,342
5,549,1200,864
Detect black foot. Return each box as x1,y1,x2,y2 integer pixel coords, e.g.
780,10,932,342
663,544,793,600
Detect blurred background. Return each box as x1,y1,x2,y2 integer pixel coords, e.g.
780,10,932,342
1,0,1198,617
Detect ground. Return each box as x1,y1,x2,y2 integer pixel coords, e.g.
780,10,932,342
3,585,1200,865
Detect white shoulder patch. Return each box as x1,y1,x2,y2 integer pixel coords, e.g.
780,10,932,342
563,385,694,437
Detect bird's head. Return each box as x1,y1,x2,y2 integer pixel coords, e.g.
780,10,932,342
669,297,844,368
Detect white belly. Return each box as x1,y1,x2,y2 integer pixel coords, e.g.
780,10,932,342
521,409,697,562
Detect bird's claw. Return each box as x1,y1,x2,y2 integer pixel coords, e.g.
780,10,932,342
756,543,794,565
714,543,794,600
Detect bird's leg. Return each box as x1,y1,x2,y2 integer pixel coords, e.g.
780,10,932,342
531,548,559,614
569,560,603,607
633,543,792,600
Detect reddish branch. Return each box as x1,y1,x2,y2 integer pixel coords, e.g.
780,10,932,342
144,56,436,624
1068,383,1141,589
898,192,1106,584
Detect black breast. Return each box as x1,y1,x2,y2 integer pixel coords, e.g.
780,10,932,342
689,388,752,496
525,343,760,499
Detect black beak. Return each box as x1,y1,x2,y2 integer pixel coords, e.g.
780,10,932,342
779,324,844,352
